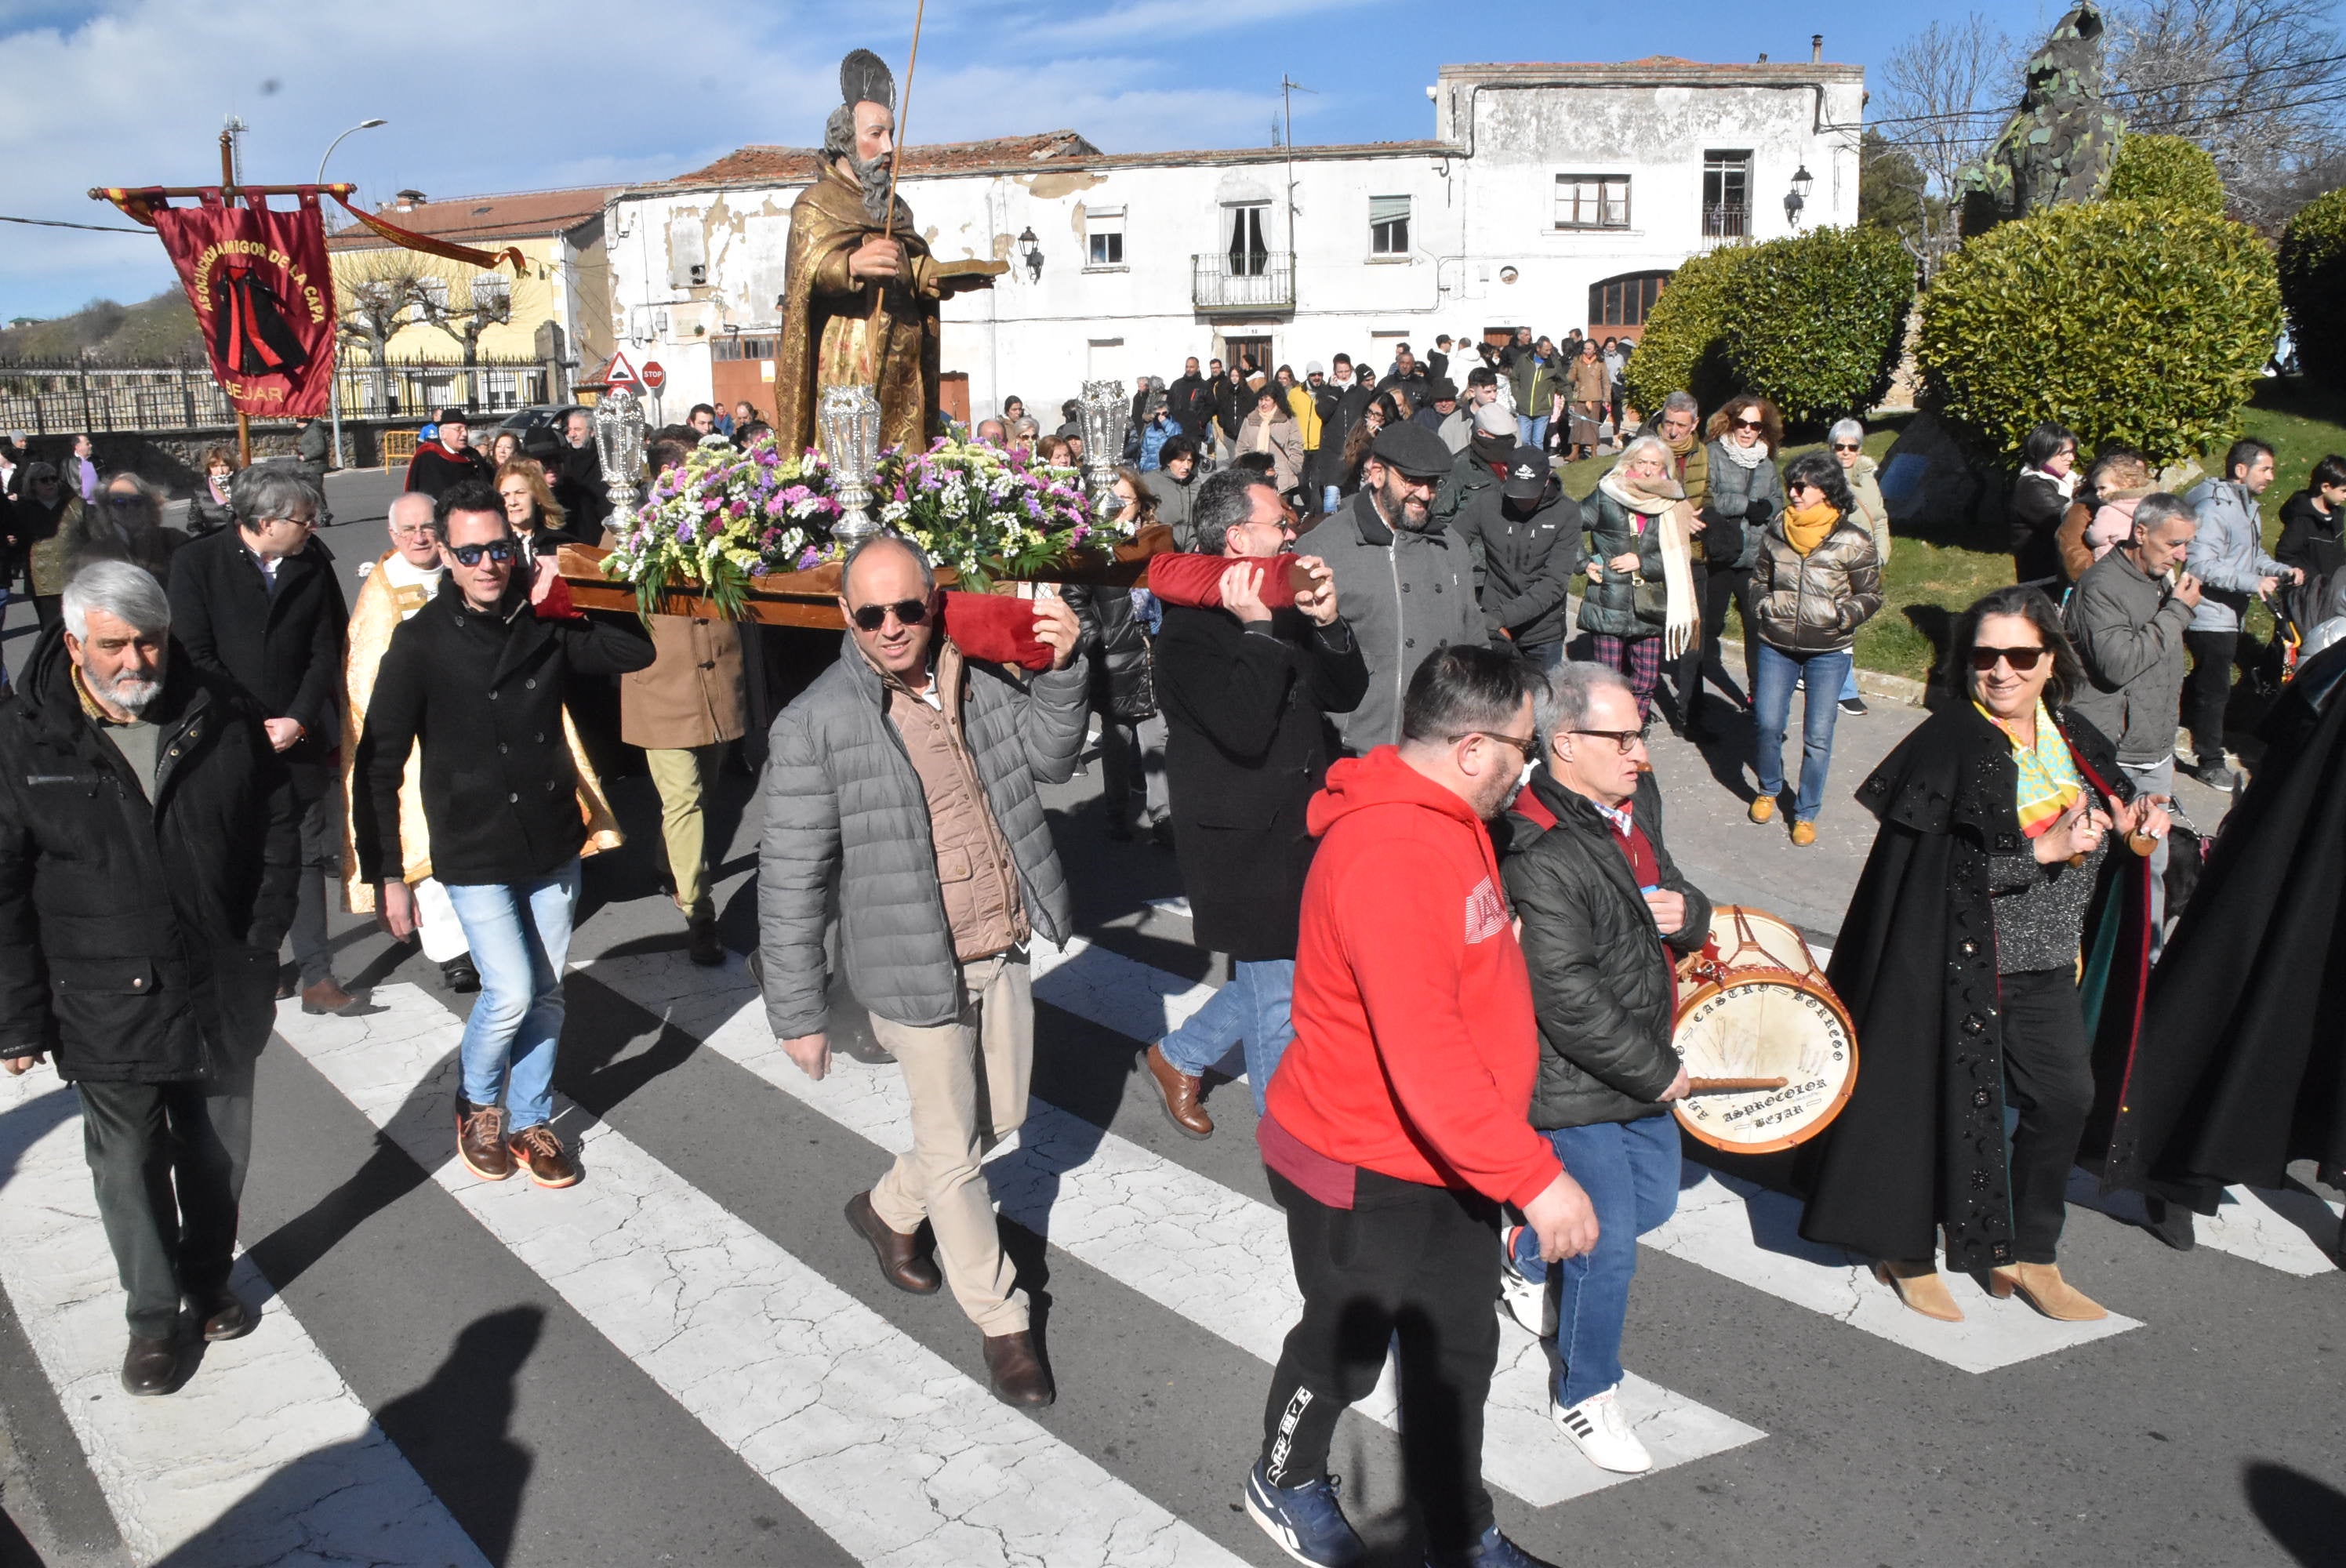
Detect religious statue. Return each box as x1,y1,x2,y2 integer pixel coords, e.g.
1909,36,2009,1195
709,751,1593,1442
772,49,1004,459
1958,2,2127,236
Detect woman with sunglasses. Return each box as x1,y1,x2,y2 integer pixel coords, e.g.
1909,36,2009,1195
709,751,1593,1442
1802,586,2166,1323
1825,419,1890,715
2010,421,2079,587
1696,396,1785,717
1747,452,1879,845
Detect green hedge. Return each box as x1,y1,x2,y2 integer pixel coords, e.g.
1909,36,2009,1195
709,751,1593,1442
1624,230,1913,429
2280,187,2346,390
1622,245,1755,416
2104,134,2227,213
1720,227,1916,427
1919,200,2279,465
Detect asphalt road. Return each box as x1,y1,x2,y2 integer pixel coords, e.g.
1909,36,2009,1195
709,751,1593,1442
0,466,2337,1568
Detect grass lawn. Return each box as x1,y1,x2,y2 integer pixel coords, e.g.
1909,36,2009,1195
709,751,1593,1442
1552,376,2346,685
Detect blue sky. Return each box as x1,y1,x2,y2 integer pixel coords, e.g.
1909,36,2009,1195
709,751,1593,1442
0,0,2075,323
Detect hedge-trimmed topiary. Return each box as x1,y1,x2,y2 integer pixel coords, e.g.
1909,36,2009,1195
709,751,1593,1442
1622,244,1756,416
1918,200,2279,465
1720,227,1916,428
2104,133,2227,213
2280,187,2346,390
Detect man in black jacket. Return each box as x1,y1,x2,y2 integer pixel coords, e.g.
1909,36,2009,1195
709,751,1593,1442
1140,468,1367,1138
1498,660,1707,1476
1166,357,1214,448
357,481,652,1190
167,465,354,1014
1452,447,1583,673
550,408,614,537
403,408,494,497
0,562,298,1396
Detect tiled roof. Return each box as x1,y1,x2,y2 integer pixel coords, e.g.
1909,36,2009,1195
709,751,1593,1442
664,132,1102,187
327,186,617,248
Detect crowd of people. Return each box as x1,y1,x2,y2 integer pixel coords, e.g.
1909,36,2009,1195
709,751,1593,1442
0,347,2340,1568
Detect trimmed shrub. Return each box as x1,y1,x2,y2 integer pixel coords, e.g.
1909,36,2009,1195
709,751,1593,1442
1918,200,2279,465
1720,227,1916,427
2104,133,2226,213
1622,244,1756,416
2280,187,2346,390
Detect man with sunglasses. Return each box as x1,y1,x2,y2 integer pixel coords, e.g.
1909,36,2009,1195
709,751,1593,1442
1494,661,1707,1475
355,481,652,1190
760,533,1084,1409
1245,645,1588,1568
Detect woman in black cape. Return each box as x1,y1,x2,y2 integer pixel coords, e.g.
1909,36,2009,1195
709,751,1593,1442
1799,586,2166,1322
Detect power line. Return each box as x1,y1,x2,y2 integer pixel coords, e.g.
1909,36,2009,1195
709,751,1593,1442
0,213,150,234
1858,45,2346,132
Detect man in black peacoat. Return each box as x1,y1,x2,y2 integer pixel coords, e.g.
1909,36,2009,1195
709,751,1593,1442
1142,469,1367,1138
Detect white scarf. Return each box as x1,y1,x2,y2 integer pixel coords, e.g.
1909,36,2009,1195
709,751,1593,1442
1717,435,1770,470
2022,464,2079,501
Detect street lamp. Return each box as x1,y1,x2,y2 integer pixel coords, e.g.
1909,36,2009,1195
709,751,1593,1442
1784,164,1814,228
1018,227,1044,282
319,117,388,470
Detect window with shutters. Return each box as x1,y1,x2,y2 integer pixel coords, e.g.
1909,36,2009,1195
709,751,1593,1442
1589,271,1669,328
1369,195,1411,256
1086,206,1126,270
1555,175,1632,230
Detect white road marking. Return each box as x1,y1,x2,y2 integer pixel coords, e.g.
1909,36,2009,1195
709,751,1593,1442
1644,1167,2139,1373
589,950,1764,1508
2066,1171,2341,1278
0,1069,488,1568
275,985,1244,1568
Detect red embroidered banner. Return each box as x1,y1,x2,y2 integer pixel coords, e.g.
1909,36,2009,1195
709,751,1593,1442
148,190,337,419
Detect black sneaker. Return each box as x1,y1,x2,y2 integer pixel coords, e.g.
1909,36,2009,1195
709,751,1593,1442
441,956,481,994
1839,695,1868,716
1427,1525,1561,1568
1244,1461,1364,1566
2186,758,2240,790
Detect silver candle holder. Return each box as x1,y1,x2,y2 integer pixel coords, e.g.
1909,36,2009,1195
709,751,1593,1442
1078,378,1129,523
819,384,885,546
594,384,645,518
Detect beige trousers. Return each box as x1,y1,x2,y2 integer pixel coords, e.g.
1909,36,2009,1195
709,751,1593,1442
866,953,1033,1334
645,745,722,916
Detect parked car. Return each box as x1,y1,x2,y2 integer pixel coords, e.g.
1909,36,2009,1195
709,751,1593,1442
496,404,587,457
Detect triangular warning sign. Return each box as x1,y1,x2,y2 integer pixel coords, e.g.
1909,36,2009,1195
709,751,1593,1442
601,350,640,387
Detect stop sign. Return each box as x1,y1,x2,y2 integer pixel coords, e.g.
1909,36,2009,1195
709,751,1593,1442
641,360,667,393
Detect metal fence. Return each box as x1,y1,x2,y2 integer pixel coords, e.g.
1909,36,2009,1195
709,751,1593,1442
0,354,552,435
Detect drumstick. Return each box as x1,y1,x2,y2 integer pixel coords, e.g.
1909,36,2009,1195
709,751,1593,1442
1683,1076,1789,1095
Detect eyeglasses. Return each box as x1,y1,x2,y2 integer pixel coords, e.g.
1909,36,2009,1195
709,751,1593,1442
1970,644,2048,673
448,539,516,567
1572,725,1653,753
389,524,441,540
1452,730,1541,762
261,514,317,529
1831,442,1862,452
848,597,931,633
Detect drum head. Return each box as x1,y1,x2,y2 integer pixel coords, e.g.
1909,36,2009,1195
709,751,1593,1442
1703,906,1823,982
1672,970,1857,1153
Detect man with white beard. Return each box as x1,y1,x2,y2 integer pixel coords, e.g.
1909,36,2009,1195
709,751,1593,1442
0,561,299,1396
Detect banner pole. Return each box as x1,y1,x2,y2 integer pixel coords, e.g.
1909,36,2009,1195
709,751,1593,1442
220,129,252,466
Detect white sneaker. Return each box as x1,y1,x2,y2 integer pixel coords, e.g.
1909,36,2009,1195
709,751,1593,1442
1495,1227,1556,1338
1552,1385,1654,1474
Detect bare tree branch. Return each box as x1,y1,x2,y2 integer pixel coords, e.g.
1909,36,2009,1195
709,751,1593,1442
1876,13,2017,272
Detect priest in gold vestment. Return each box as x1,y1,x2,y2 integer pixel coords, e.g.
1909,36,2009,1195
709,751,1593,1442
772,49,999,459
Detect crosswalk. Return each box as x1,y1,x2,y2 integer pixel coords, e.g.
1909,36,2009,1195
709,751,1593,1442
0,909,2334,1566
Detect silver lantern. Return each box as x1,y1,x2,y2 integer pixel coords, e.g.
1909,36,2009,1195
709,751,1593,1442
819,384,885,546
1078,378,1128,521
594,384,646,519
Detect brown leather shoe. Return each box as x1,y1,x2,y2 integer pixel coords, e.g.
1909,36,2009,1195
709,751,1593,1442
845,1191,941,1294
1790,819,1819,848
507,1123,582,1189
300,978,359,1016
456,1100,514,1181
1988,1261,2108,1321
1144,1044,1213,1140
198,1290,256,1342
121,1332,178,1396
1872,1258,1963,1322
982,1328,1055,1408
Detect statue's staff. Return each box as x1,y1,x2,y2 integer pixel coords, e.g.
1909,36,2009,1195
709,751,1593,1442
869,0,928,327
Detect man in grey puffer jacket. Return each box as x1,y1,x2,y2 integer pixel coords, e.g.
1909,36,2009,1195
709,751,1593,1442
1314,421,1484,753
2181,440,2300,786
759,535,1085,1408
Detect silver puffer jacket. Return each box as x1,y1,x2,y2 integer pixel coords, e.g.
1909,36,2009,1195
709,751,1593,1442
1751,513,1883,655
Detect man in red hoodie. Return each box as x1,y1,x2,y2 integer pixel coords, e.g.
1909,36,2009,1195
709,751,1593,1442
1244,644,1594,1568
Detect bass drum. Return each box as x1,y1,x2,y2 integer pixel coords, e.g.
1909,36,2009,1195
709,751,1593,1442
1669,906,1857,1155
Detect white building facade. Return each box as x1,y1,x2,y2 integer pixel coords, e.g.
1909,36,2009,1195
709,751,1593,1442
602,54,1863,423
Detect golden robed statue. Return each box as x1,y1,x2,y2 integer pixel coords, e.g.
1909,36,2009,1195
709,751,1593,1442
772,49,1004,459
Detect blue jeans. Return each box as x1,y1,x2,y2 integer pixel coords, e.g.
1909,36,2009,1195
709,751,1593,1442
1838,662,1861,702
1508,1114,1681,1406
443,860,579,1131
1157,958,1294,1113
1752,643,1853,823
1516,414,1549,450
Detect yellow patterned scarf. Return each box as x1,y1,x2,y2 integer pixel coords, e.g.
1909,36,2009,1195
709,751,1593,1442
1977,699,2083,839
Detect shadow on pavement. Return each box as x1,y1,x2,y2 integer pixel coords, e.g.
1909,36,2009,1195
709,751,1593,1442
2245,1461,2346,1567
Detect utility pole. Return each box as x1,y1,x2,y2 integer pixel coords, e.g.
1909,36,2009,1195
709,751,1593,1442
1280,76,1316,281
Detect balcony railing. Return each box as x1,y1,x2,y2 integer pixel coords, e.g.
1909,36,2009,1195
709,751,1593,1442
1698,202,1753,250
1192,251,1295,314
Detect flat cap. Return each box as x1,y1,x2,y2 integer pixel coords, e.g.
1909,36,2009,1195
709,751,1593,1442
1368,420,1454,481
